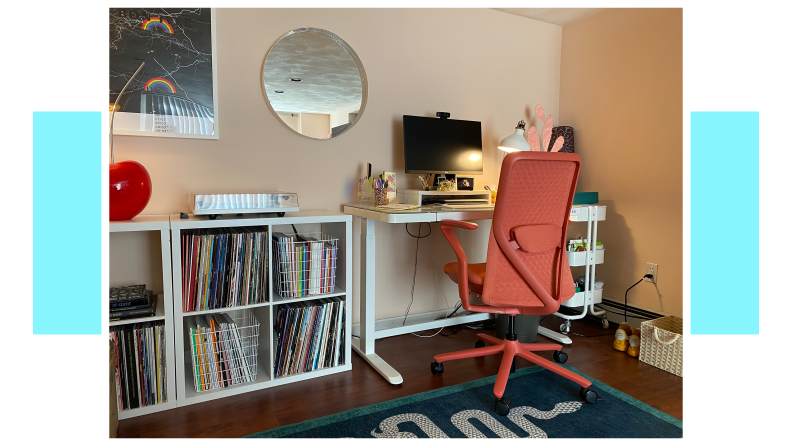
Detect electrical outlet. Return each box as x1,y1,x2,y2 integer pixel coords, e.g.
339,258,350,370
645,263,658,283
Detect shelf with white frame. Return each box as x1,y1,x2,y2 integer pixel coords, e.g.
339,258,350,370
169,210,352,407
109,215,177,419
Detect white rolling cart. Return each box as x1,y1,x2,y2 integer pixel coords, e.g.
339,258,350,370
537,204,608,345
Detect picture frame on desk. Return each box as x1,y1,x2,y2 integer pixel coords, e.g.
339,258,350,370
109,8,219,139
457,177,474,191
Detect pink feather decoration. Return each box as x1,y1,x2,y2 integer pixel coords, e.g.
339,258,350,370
542,115,554,152
550,136,565,152
535,104,546,123
525,126,541,151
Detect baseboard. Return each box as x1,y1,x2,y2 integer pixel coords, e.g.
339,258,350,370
557,298,670,329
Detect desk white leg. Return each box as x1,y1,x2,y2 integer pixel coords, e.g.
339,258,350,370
356,217,403,385
537,326,573,345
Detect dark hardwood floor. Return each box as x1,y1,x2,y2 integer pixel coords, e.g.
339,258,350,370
118,314,682,438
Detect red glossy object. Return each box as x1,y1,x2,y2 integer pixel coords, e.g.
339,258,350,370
109,160,152,221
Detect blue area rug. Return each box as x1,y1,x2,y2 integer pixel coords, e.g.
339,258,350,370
247,365,682,438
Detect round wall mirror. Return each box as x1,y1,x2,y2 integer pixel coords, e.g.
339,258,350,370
262,28,367,139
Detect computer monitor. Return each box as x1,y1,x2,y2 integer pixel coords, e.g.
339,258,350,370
403,115,483,175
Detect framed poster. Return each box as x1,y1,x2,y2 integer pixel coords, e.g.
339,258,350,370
109,8,219,139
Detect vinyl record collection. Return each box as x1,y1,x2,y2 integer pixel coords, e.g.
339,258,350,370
273,297,346,378
187,311,260,392
181,227,268,312
110,284,157,321
110,321,167,411
273,232,337,298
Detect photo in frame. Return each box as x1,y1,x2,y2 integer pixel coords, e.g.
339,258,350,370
109,8,219,139
457,177,474,191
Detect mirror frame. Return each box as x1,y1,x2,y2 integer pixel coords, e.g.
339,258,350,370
261,27,368,140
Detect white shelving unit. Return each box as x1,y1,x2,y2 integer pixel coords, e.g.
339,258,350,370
169,210,352,407
537,205,608,345
109,215,178,420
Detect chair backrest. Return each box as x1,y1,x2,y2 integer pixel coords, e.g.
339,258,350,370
481,151,581,315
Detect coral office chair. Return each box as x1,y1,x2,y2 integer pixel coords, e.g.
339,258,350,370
430,151,597,416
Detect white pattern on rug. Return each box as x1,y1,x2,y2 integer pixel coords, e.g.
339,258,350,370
370,401,583,438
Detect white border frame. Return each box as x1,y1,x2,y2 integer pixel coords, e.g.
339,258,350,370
113,8,220,140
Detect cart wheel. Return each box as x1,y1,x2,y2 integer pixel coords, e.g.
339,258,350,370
208,214,218,220
553,351,568,364
475,340,485,348
430,361,444,375
601,318,609,329
560,321,571,334
579,387,598,404
277,212,285,217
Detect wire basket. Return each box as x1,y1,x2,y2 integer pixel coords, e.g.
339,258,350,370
639,315,683,377
273,232,338,298
187,310,259,392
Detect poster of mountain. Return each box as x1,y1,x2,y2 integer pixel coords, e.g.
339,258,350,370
110,8,217,138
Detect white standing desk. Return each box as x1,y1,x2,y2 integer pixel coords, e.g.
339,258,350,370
343,203,602,385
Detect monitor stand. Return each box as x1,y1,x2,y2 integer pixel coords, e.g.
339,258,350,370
399,189,491,205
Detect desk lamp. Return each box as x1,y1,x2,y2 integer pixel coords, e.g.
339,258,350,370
498,120,531,152
498,105,565,153
109,61,153,221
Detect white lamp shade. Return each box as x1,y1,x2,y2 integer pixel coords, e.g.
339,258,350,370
498,129,531,152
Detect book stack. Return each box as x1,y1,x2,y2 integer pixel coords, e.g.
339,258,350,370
110,321,167,411
187,312,259,392
110,284,158,321
181,227,268,312
273,232,337,298
273,297,346,378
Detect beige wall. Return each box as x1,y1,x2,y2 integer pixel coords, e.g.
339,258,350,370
112,8,563,322
559,9,683,316
300,113,331,139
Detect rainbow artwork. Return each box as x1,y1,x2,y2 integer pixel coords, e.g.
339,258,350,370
141,17,174,34
145,77,176,94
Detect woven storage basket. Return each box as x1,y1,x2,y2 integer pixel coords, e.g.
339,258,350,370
639,315,683,377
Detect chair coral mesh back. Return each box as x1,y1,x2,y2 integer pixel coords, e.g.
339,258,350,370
482,152,581,314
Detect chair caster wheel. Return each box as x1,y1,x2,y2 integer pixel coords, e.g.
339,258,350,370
494,397,511,416
430,361,444,375
602,318,609,329
553,351,568,364
579,387,598,404
475,340,485,348
560,321,571,334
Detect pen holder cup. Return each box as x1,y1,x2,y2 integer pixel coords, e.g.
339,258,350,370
358,178,391,206
373,188,388,206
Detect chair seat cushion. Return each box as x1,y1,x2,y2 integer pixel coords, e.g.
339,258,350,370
443,262,486,294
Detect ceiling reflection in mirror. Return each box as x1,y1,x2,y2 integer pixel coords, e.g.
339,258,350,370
262,28,367,139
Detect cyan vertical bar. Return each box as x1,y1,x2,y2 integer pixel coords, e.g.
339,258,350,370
691,112,759,334
33,112,101,334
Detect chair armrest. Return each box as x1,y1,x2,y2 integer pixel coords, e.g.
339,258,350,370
439,220,479,230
